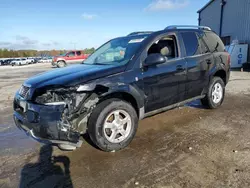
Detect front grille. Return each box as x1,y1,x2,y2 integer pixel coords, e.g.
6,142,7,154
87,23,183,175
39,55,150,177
19,85,30,98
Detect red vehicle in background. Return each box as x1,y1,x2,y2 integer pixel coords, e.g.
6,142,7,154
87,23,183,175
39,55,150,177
52,50,90,68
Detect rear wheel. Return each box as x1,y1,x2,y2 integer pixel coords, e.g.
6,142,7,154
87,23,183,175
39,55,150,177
57,61,66,68
88,99,138,152
201,77,225,109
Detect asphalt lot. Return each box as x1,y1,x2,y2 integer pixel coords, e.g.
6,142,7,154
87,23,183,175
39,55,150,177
0,63,250,188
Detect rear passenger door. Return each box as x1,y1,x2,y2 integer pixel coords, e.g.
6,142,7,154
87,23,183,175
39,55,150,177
180,31,213,99
76,51,84,63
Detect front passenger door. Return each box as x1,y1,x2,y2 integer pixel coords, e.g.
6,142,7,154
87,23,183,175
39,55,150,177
66,51,77,64
143,34,187,113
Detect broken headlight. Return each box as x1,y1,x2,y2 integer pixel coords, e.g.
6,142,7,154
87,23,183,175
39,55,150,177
77,83,96,92
19,85,30,99
33,86,78,105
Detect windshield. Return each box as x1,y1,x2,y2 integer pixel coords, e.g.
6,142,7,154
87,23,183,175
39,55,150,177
84,35,148,65
60,52,68,56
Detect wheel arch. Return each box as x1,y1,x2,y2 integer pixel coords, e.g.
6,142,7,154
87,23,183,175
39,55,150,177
57,59,66,63
99,91,142,119
212,69,227,85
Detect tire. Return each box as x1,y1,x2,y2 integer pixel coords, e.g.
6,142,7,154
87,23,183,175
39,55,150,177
57,61,66,68
201,77,225,109
88,98,138,152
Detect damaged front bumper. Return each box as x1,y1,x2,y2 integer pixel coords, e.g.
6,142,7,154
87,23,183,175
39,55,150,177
13,92,83,148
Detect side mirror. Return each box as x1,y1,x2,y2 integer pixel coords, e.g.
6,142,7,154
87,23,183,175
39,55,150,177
144,54,166,67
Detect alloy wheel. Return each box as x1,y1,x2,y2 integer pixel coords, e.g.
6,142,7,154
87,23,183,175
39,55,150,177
103,110,132,144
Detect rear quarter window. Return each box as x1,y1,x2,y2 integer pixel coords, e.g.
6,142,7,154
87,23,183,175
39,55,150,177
202,31,225,52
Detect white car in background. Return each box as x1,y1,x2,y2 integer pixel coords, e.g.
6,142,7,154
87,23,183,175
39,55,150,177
39,57,53,63
26,58,35,64
11,58,28,66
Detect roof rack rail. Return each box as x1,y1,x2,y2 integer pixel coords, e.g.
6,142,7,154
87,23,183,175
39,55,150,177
127,31,153,36
165,25,211,31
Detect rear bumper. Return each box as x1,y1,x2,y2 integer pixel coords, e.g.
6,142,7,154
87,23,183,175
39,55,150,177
13,92,82,147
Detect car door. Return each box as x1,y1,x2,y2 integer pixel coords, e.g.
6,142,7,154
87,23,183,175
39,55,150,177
142,33,187,113
76,51,84,63
180,31,212,99
65,51,76,64
22,58,27,65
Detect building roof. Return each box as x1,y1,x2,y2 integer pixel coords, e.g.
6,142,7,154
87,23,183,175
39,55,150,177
197,0,215,13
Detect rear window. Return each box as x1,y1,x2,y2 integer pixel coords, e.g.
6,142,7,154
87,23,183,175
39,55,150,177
181,32,200,56
201,31,225,52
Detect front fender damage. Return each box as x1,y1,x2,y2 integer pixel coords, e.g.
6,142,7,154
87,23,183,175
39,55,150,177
68,93,99,134
34,85,109,145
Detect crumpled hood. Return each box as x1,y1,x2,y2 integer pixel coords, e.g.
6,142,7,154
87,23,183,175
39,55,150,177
24,64,125,88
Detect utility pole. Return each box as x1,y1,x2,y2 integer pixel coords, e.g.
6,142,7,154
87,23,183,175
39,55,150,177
70,42,77,50
219,0,226,37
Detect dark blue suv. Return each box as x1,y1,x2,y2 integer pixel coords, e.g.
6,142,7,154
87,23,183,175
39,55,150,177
13,25,230,151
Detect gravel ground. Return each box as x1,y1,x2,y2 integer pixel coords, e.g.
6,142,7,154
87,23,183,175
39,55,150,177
0,64,250,188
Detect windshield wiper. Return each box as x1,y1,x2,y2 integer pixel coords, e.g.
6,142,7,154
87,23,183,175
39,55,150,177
93,63,108,65
83,62,105,65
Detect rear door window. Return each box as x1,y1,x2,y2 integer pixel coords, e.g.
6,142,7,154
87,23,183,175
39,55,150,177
181,32,200,56
76,51,81,56
201,31,225,52
196,33,209,54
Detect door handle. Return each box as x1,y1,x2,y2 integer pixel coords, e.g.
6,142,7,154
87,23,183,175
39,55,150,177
176,65,184,71
206,59,212,64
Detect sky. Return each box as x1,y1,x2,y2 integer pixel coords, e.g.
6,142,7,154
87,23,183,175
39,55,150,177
0,0,209,50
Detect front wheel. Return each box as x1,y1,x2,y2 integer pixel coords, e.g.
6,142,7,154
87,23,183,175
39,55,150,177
88,99,138,152
57,61,66,68
201,77,225,109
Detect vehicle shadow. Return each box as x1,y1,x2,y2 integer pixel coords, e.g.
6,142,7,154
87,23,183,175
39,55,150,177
82,133,100,150
19,144,73,188
185,99,207,109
